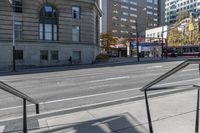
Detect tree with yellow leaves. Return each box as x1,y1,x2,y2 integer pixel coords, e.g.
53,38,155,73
100,33,118,53
168,11,200,46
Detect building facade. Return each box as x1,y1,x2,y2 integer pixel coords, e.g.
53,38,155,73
101,0,159,38
0,0,101,70
145,25,168,39
158,0,166,26
165,0,200,24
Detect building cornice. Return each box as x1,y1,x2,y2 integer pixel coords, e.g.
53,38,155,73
73,0,102,16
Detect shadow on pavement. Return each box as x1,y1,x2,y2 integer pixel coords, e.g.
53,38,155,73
0,57,187,77
39,113,147,133
2,113,148,133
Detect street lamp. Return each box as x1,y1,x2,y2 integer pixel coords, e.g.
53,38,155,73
161,10,167,60
9,0,16,71
135,7,146,62
161,10,170,60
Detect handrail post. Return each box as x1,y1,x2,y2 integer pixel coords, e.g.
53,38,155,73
196,64,200,133
195,89,199,133
36,104,39,114
23,99,27,133
144,89,154,133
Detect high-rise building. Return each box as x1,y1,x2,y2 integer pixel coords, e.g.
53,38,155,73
165,0,177,24
165,0,200,24
101,0,160,38
158,0,166,26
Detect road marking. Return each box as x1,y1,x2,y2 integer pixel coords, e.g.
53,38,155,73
89,84,120,90
0,78,199,113
181,68,197,72
89,76,130,83
147,66,163,69
154,78,199,87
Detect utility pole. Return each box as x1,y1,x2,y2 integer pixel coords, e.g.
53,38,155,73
136,22,140,62
9,0,16,71
12,11,16,72
161,25,164,60
135,7,146,62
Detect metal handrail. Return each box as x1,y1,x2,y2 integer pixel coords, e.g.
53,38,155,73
140,58,200,133
0,81,38,104
0,81,39,133
141,58,200,91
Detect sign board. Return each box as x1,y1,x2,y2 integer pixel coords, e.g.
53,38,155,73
189,22,194,31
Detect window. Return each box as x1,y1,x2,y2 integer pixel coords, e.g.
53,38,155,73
131,26,136,29
72,26,80,42
72,7,80,19
15,21,22,40
40,50,48,60
15,50,23,60
130,19,136,23
113,10,119,13
13,0,22,13
121,18,127,22
122,12,128,16
121,0,128,3
72,51,81,63
121,5,128,9
112,30,118,33
51,50,59,60
112,16,118,20
130,7,137,11
147,0,153,3
39,5,58,40
121,30,128,34
147,11,153,15
154,0,158,4
130,1,137,5
130,14,137,17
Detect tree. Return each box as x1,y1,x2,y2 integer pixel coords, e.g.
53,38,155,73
168,12,200,46
168,28,182,47
176,11,189,23
100,33,118,53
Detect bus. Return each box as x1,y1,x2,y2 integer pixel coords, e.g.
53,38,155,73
167,45,200,57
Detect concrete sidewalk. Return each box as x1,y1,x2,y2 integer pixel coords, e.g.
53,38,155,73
0,57,189,75
23,89,199,133
106,57,190,64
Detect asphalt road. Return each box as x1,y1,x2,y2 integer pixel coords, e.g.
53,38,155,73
0,60,200,121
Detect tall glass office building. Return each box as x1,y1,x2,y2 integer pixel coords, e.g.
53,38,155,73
165,0,200,24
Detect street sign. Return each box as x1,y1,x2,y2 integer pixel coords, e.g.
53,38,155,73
189,22,194,31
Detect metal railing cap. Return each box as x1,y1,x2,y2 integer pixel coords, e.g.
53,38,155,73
0,81,38,104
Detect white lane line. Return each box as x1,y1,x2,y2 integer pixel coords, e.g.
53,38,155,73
181,68,197,72
0,126,5,132
89,84,120,90
154,78,199,87
89,76,130,83
0,78,199,112
147,66,163,69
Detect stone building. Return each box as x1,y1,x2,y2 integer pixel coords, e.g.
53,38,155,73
0,0,101,70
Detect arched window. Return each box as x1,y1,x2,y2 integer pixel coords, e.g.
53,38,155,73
39,5,58,40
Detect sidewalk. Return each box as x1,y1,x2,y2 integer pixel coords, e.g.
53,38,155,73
106,57,190,64
0,57,191,76
24,89,198,133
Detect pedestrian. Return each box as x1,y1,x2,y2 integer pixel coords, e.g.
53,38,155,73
68,56,72,65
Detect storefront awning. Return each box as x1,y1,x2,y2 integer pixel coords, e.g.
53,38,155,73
131,42,161,47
